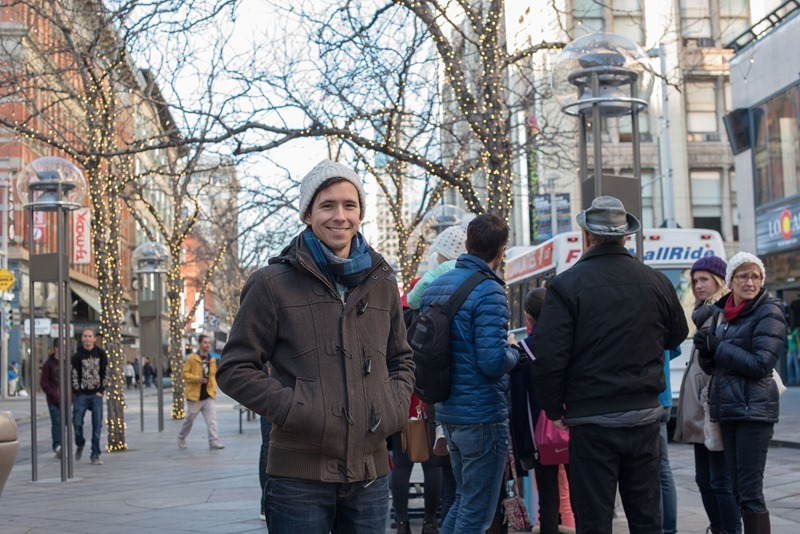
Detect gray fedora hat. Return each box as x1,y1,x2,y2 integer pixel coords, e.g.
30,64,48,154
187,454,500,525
576,195,641,236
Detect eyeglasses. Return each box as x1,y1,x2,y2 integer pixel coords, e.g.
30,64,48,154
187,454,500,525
733,273,762,283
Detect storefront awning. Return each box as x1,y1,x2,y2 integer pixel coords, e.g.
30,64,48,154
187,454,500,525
72,284,102,315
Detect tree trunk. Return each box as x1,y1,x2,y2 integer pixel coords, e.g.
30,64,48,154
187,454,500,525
88,164,128,452
167,266,186,419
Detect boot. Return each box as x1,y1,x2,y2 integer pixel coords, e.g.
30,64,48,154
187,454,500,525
742,511,770,534
421,520,439,534
396,520,412,534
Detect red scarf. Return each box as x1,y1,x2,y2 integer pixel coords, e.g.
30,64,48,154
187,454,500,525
724,295,748,323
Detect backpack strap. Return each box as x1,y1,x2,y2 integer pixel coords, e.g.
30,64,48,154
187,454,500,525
444,271,490,321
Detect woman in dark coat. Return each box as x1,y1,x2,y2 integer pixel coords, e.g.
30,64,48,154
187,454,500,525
694,251,787,534
675,255,740,534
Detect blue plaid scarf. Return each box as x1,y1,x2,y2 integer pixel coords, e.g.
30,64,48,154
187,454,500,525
302,227,373,289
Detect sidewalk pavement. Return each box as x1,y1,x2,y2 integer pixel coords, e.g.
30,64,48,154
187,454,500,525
1,387,800,533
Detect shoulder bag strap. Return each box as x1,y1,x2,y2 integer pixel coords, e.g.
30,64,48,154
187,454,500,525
444,271,490,321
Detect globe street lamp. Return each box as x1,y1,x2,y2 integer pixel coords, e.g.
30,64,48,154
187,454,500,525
16,156,87,482
551,33,653,259
132,241,169,432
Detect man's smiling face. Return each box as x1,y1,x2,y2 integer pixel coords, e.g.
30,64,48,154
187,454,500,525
303,180,361,258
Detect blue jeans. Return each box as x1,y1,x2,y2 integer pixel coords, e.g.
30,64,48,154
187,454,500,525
259,416,272,515
720,421,774,514
47,403,61,451
786,350,800,385
695,444,741,533
569,422,661,534
73,394,103,458
440,421,509,534
265,475,389,533
659,415,677,534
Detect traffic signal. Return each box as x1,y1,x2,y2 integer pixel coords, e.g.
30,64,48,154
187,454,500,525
10,308,20,327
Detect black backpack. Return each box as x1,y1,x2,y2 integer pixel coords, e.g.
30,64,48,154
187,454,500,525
408,271,489,404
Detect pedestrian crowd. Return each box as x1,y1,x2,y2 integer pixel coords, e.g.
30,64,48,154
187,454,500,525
214,159,788,534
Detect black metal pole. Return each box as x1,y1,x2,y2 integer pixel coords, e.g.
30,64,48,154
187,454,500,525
155,274,164,432
28,204,37,482
139,273,144,433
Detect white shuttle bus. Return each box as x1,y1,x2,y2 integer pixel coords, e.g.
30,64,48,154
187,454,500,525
505,228,727,410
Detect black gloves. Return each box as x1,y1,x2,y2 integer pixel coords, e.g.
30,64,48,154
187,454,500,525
693,329,720,373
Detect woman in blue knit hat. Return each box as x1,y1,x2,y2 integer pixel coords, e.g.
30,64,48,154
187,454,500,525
675,255,741,534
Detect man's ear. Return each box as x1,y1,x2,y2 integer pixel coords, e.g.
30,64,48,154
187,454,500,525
495,245,506,262
302,210,311,225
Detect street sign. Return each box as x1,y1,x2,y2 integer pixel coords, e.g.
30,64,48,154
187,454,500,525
50,323,74,339
24,317,52,336
0,268,15,292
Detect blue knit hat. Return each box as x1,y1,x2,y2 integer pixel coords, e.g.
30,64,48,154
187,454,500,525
690,255,727,281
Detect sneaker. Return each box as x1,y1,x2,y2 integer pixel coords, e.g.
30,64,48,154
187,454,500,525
259,511,266,521
177,437,187,449
54,445,62,459
433,425,448,456
90,455,103,465
75,447,83,461
209,441,225,450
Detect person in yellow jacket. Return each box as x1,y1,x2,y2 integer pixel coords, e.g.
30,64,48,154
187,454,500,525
178,334,224,449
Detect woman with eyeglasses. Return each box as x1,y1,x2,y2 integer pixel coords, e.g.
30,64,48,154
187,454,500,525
675,255,740,534
694,252,787,534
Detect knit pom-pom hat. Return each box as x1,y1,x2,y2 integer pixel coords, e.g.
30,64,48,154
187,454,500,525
725,251,766,287
298,159,366,222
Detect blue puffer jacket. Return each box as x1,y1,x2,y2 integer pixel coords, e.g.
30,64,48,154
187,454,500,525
708,289,787,423
419,254,518,424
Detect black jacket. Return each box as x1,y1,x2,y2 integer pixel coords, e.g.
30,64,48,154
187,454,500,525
531,243,688,421
706,290,786,423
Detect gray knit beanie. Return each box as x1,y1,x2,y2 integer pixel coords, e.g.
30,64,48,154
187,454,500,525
298,159,366,222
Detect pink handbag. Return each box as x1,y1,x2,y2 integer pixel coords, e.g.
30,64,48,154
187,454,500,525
534,410,569,465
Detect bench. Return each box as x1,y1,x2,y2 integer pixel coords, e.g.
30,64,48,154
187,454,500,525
234,404,255,434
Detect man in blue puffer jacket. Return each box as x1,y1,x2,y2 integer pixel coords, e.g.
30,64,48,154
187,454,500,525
419,213,519,534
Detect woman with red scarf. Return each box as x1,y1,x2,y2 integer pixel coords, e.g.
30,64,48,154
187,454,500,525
694,251,787,534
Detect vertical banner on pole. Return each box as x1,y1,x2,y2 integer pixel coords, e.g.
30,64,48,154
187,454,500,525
72,207,91,264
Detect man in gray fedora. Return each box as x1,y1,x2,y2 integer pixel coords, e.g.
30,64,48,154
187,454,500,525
531,196,688,534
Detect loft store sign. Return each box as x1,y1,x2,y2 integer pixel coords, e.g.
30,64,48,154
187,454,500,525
72,207,91,265
756,202,800,256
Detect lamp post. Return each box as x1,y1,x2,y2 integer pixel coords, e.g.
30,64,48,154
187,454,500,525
132,241,169,432
16,156,87,482
550,33,653,260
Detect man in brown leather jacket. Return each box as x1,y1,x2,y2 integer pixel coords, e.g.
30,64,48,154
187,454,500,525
217,159,414,534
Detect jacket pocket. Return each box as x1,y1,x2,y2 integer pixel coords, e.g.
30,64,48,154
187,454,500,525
281,377,320,436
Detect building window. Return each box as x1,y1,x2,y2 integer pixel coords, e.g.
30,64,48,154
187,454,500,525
753,83,800,206
691,170,722,234
686,81,720,141
730,169,739,241
638,169,656,228
680,0,711,41
618,112,651,142
612,0,644,44
719,0,749,45
572,0,604,37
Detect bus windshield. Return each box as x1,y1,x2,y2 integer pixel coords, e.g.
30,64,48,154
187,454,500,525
658,267,697,336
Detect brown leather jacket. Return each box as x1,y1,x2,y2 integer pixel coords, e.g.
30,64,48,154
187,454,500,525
217,235,414,483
